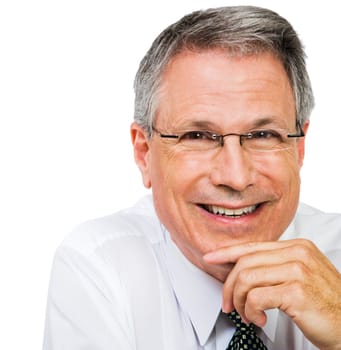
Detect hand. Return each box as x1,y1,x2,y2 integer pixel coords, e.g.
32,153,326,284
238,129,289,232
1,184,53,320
204,239,341,350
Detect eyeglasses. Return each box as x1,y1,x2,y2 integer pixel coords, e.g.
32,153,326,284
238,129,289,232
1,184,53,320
152,122,305,152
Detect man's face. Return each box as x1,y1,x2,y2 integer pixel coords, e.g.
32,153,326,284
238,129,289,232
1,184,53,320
132,50,307,278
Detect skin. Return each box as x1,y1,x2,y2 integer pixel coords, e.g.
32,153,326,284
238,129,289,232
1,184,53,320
131,50,341,349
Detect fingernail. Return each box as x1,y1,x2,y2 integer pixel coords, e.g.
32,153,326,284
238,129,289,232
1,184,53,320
222,302,233,314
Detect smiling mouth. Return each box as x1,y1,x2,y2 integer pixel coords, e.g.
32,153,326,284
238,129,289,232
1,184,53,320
201,204,259,218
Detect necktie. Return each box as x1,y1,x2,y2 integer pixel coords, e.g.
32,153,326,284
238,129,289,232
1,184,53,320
226,310,267,349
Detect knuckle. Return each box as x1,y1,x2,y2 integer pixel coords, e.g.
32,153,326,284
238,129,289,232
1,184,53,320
292,242,312,261
237,269,249,284
237,255,250,269
237,268,255,286
295,238,316,251
287,280,305,299
289,260,308,279
246,288,260,308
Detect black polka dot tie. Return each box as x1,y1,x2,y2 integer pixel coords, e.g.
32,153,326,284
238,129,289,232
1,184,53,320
226,310,267,350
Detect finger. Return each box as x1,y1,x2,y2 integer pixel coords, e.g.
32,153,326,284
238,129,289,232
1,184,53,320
243,285,281,327
245,277,341,348
204,239,303,264
221,245,311,313
243,278,312,328
228,261,307,322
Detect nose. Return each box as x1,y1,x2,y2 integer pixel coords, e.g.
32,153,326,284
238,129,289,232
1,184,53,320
209,137,254,192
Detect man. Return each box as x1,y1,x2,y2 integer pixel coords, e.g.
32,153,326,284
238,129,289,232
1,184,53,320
43,6,341,349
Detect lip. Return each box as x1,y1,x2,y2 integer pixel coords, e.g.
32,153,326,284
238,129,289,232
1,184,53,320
205,203,258,217
198,202,263,222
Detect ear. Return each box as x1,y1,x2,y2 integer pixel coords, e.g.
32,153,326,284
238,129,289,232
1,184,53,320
130,122,152,188
297,121,310,168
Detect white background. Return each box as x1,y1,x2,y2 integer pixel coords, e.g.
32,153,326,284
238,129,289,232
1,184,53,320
1,0,340,348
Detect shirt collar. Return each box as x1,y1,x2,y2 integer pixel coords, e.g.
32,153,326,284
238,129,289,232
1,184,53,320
163,229,222,345
162,219,296,345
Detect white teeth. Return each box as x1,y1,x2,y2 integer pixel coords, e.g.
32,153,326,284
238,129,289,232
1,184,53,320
208,204,257,217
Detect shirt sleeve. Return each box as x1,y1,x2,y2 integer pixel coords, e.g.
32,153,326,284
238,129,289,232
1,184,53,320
43,245,135,350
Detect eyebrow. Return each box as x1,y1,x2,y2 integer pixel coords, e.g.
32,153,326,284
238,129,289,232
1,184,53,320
185,120,219,129
175,116,288,131
249,117,286,129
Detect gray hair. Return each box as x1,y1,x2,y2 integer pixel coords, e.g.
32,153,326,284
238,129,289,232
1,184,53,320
134,6,314,136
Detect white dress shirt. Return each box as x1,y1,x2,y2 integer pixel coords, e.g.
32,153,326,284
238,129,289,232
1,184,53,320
43,195,341,349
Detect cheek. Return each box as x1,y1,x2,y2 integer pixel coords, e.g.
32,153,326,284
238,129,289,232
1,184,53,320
149,149,209,238
150,148,207,193
256,150,301,197
149,150,206,240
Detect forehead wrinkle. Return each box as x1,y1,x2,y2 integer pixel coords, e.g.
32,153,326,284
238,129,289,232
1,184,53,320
170,115,294,133
250,116,277,127
249,116,293,129
176,119,221,130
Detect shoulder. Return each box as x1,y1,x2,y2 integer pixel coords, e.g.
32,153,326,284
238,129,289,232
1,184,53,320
295,203,341,235
294,203,341,265
50,195,165,303
60,195,162,257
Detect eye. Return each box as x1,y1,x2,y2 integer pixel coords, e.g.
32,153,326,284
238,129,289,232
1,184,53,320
179,131,217,141
242,129,286,150
247,130,282,140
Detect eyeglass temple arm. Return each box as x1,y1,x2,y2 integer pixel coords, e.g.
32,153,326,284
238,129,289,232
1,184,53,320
287,122,305,138
159,134,179,139
152,126,179,139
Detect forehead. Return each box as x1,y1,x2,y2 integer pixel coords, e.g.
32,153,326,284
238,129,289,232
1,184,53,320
156,50,296,129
